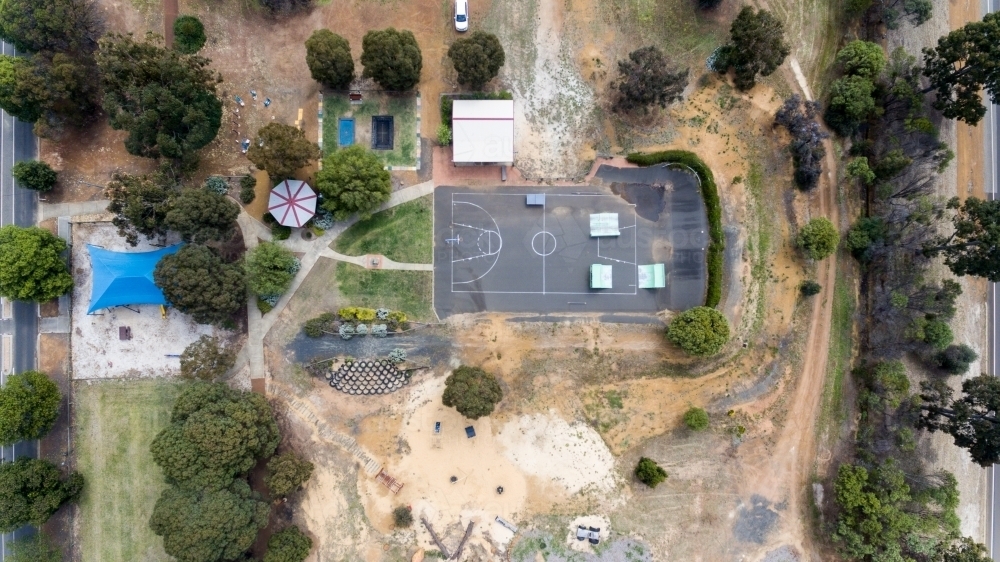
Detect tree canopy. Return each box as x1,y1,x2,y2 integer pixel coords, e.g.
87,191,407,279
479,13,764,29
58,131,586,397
105,172,175,246
7,535,62,562
150,382,280,491
150,479,269,562
0,225,73,302
924,196,1000,281
246,123,321,182
448,31,506,90
441,366,503,420
180,336,236,382
153,245,246,325
922,12,1000,125
12,161,57,192
173,16,206,55
918,374,1000,466
305,30,354,89
713,7,790,90
797,218,840,260
360,28,422,91
163,188,240,244
683,407,710,430
613,46,688,113
315,145,392,220
263,526,313,562
665,306,730,356
0,371,60,445
0,458,83,533
634,457,667,488
265,452,314,498
245,241,298,297
0,0,98,54
775,95,827,189
97,32,222,164
0,55,48,124
836,40,887,79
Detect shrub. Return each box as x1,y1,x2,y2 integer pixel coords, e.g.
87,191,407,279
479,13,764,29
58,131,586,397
372,324,388,337
437,124,452,146
312,209,334,230
173,15,206,54
245,241,298,297
179,335,235,382
240,184,256,204
204,176,228,195
634,457,667,488
683,407,710,430
376,307,390,320
304,312,336,337
257,297,274,314
797,218,839,260
800,280,822,296
666,306,730,356
339,324,354,340
625,150,723,307
271,223,291,240
934,344,978,375
389,348,406,364
442,366,503,419
263,525,312,562
388,310,408,330
393,506,414,528
355,323,369,335
11,161,57,192
613,46,688,113
774,95,828,190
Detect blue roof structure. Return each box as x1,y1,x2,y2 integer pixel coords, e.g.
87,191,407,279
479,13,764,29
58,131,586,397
87,244,182,314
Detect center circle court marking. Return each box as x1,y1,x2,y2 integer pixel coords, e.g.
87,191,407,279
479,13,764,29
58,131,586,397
531,231,557,257
477,230,502,256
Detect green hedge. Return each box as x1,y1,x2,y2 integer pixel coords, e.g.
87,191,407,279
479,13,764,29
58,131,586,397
626,150,724,308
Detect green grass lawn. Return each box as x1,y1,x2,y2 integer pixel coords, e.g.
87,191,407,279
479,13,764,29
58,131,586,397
322,93,417,167
335,262,434,322
76,380,180,562
333,195,432,263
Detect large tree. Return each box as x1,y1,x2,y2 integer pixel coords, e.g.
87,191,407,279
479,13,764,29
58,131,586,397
246,123,320,182
836,40,887,79
0,0,99,54
922,12,1000,124
163,188,240,244
613,46,688,113
305,30,354,89
244,241,298,297
105,172,175,247
447,31,506,90
923,197,1000,281
826,75,878,135
0,458,83,532
315,145,392,220
150,382,280,491
150,479,269,562
918,374,1000,466
153,245,246,325
180,336,236,382
0,225,73,302
665,306,730,356
265,452,314,498
97,33,222,164
34,51,101,132
0,55,48,124
360,28,422,91
442,366,503,420
713,7,790,91
0,371,60,445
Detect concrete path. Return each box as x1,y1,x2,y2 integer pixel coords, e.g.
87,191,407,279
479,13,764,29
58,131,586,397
38,199,108,222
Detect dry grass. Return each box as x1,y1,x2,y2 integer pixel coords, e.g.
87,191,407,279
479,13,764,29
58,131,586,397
75,380,180,562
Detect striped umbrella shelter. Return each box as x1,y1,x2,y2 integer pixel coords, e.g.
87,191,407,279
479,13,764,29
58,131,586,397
268,179,317,227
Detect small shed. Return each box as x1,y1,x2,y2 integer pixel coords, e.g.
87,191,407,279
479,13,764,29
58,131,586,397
638,264,666,288
590,213,620,237
590,264,613,289
452,99,514,164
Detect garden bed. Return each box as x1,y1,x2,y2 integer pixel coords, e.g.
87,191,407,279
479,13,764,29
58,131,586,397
322,92,419,168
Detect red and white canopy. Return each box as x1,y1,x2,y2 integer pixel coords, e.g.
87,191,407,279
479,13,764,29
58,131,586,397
268,180,317,228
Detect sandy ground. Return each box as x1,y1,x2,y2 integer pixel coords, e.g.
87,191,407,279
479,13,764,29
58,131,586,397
70,222,218,379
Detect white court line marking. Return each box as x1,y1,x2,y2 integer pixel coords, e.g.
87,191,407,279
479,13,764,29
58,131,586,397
450,200,502,285
451,290,640,295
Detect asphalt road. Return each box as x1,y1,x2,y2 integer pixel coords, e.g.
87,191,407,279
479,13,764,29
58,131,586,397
0,38,40,559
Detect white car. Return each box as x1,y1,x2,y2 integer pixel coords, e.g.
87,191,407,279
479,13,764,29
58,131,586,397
455,0,469,32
